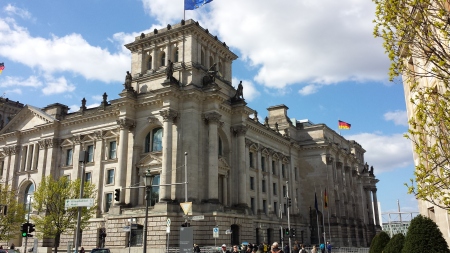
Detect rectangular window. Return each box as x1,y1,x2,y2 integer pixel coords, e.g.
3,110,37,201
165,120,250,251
295,166,298,180
249,152,254,167
282,164,285,178
85,172,92,184
263,200,267,215
272,161,276,175
261,156,265,171
251,197,255,215
105,193,113,212
87,145,94,162
66,149,73,166
274,202,278,216
250,177,255,190
109,141,117,159
284,203,287,214
106,169,115,184
283,186,287,197
273,183,277,195
262,179,266,192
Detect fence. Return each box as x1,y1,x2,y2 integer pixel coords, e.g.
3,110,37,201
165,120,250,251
167,247,370,253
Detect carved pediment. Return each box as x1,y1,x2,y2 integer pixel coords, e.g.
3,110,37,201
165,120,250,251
0,105,56,134
137,153,162,170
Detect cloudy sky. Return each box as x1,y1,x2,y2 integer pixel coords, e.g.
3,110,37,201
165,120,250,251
0,0,417,215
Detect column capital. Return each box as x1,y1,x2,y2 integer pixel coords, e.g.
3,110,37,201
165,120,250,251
231,125,247,136
116,118,136,130
160,109,178,122
38,140,47,150
371,188,378,193
245,138,254,147
45,138,60,148
203,111,222,124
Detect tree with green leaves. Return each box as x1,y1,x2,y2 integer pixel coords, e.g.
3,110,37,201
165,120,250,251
383,233,405,253
373,0,450,210
369,231,390,253
402,215,449,252
0,184,27,241
32,176,97,253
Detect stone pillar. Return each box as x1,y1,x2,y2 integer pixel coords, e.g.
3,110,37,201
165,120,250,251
372,189,380,226
364,187,374,225
116,118,135,204
204,112,221,202
160,109,178,201
153,45,158,69
2,147,12,187
234,126,247,205
45,138,60,178
11,145,21,187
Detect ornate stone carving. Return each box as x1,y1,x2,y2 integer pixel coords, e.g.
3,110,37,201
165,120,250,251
38,140,46,150
73,135,82,144
203,112,222,124
46,138,59,148
3,147,12,156
116,118,136,130
147,116,159,124
231,125,247,136
245,138,254,147
160,109,178,122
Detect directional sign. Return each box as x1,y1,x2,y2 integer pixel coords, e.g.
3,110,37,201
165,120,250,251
166,227,170,234
213,227,219,238
65,198,94,208
191,215,204,221
123,226,131,232
167,218,171,227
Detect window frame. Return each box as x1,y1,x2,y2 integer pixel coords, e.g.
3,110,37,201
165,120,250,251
109,141,117,159
66,148,73,166
106,169,115,185
105,193,113,212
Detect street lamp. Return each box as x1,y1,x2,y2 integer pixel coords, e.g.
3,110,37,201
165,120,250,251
143,169,154,253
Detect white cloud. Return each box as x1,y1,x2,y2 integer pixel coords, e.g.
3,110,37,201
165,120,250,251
87,103,100,109
232,78,260,102
299,84,320,96
0,18,129,84
5,88,22,95
69,104,79,113
92,95,103,102
384,110,409,126
0,76,43,88
141,0,390,90
344,132,413,174
42,76,75,95
4,4,32,20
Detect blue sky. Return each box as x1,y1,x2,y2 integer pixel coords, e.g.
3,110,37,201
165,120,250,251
0,0,417,215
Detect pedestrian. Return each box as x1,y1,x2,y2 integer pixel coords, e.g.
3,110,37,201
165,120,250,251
80,247,85,253
311,245,317,253
231,245,239,253
0,246,3,249
319,243,325,253
299,244,307,253
10,244,15,249
271,242,283,253
326,242,331,253
220,244,231,253
194,244,201,253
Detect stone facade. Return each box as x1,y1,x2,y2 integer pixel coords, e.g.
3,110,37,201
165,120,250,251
0,20,379,253
0,97,24,130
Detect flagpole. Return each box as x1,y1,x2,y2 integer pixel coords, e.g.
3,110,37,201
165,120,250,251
326,172,331,245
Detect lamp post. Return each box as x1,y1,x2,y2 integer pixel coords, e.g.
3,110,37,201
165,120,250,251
143,169,154,253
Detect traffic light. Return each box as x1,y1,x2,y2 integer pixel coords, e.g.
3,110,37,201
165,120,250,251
291,228,296,237
284,228,289,236
114,188,120,201
28,223,35,237
287,198,292,207
181,222,190,227
21,223,29,237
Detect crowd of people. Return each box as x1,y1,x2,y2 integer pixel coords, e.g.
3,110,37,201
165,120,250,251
211,241,332,253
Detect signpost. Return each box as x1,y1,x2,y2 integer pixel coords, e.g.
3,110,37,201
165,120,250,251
65,199,94,208
191,215,204,221
213,227,219,238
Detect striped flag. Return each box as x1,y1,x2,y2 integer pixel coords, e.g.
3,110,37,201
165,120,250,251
324,188,328,209
338,120,351,130
0,63,4,75
185,0,213,10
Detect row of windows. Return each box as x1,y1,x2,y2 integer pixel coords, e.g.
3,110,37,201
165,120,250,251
249,176,287,196
146,49,179,70
249,152,291,178
250,197,289,216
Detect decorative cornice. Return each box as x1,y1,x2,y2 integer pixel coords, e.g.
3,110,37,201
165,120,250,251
116,118,136,130
231,125,247,136
203,112,222,124
160,109,178,122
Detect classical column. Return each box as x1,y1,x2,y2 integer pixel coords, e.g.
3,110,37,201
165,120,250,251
204,112,221,202
160,109,178,201
234,125,247,205
116,118,135,204
364,187,374,225
223,174,228,206
372,189,381,226
152,45,158,69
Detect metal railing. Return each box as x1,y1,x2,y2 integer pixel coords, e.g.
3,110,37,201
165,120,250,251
165,246,370,253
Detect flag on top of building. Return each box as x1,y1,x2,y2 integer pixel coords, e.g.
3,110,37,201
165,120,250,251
338,120,351,130
0,63,4,74
184,0,213,10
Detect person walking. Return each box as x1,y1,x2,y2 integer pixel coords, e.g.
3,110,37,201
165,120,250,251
311,245,317,253
194,244,201,253
319,243,325,253
326,242,331,253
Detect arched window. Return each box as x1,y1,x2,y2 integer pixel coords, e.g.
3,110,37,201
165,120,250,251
145,127,163,152
160,52,166,67
24,183,34,212
201,50,205,66
174,48,179,62
147,56,152,70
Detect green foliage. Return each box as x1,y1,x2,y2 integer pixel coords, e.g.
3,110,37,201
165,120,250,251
369,231,390,253
32,176,97,247
383,233,405,253
0,184,27,241
402,215,449,253
374,0,450,210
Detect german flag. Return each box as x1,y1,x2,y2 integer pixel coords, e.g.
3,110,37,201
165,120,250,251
0,63,4,75
338,120,351,130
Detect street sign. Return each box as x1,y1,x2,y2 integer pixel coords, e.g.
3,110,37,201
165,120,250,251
65,198,94,208
180,202,192,215
167,218,171,227
213,227,219,238
166,227,170,234
191,215,204,221
225,229,232,234
123,226,131,232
